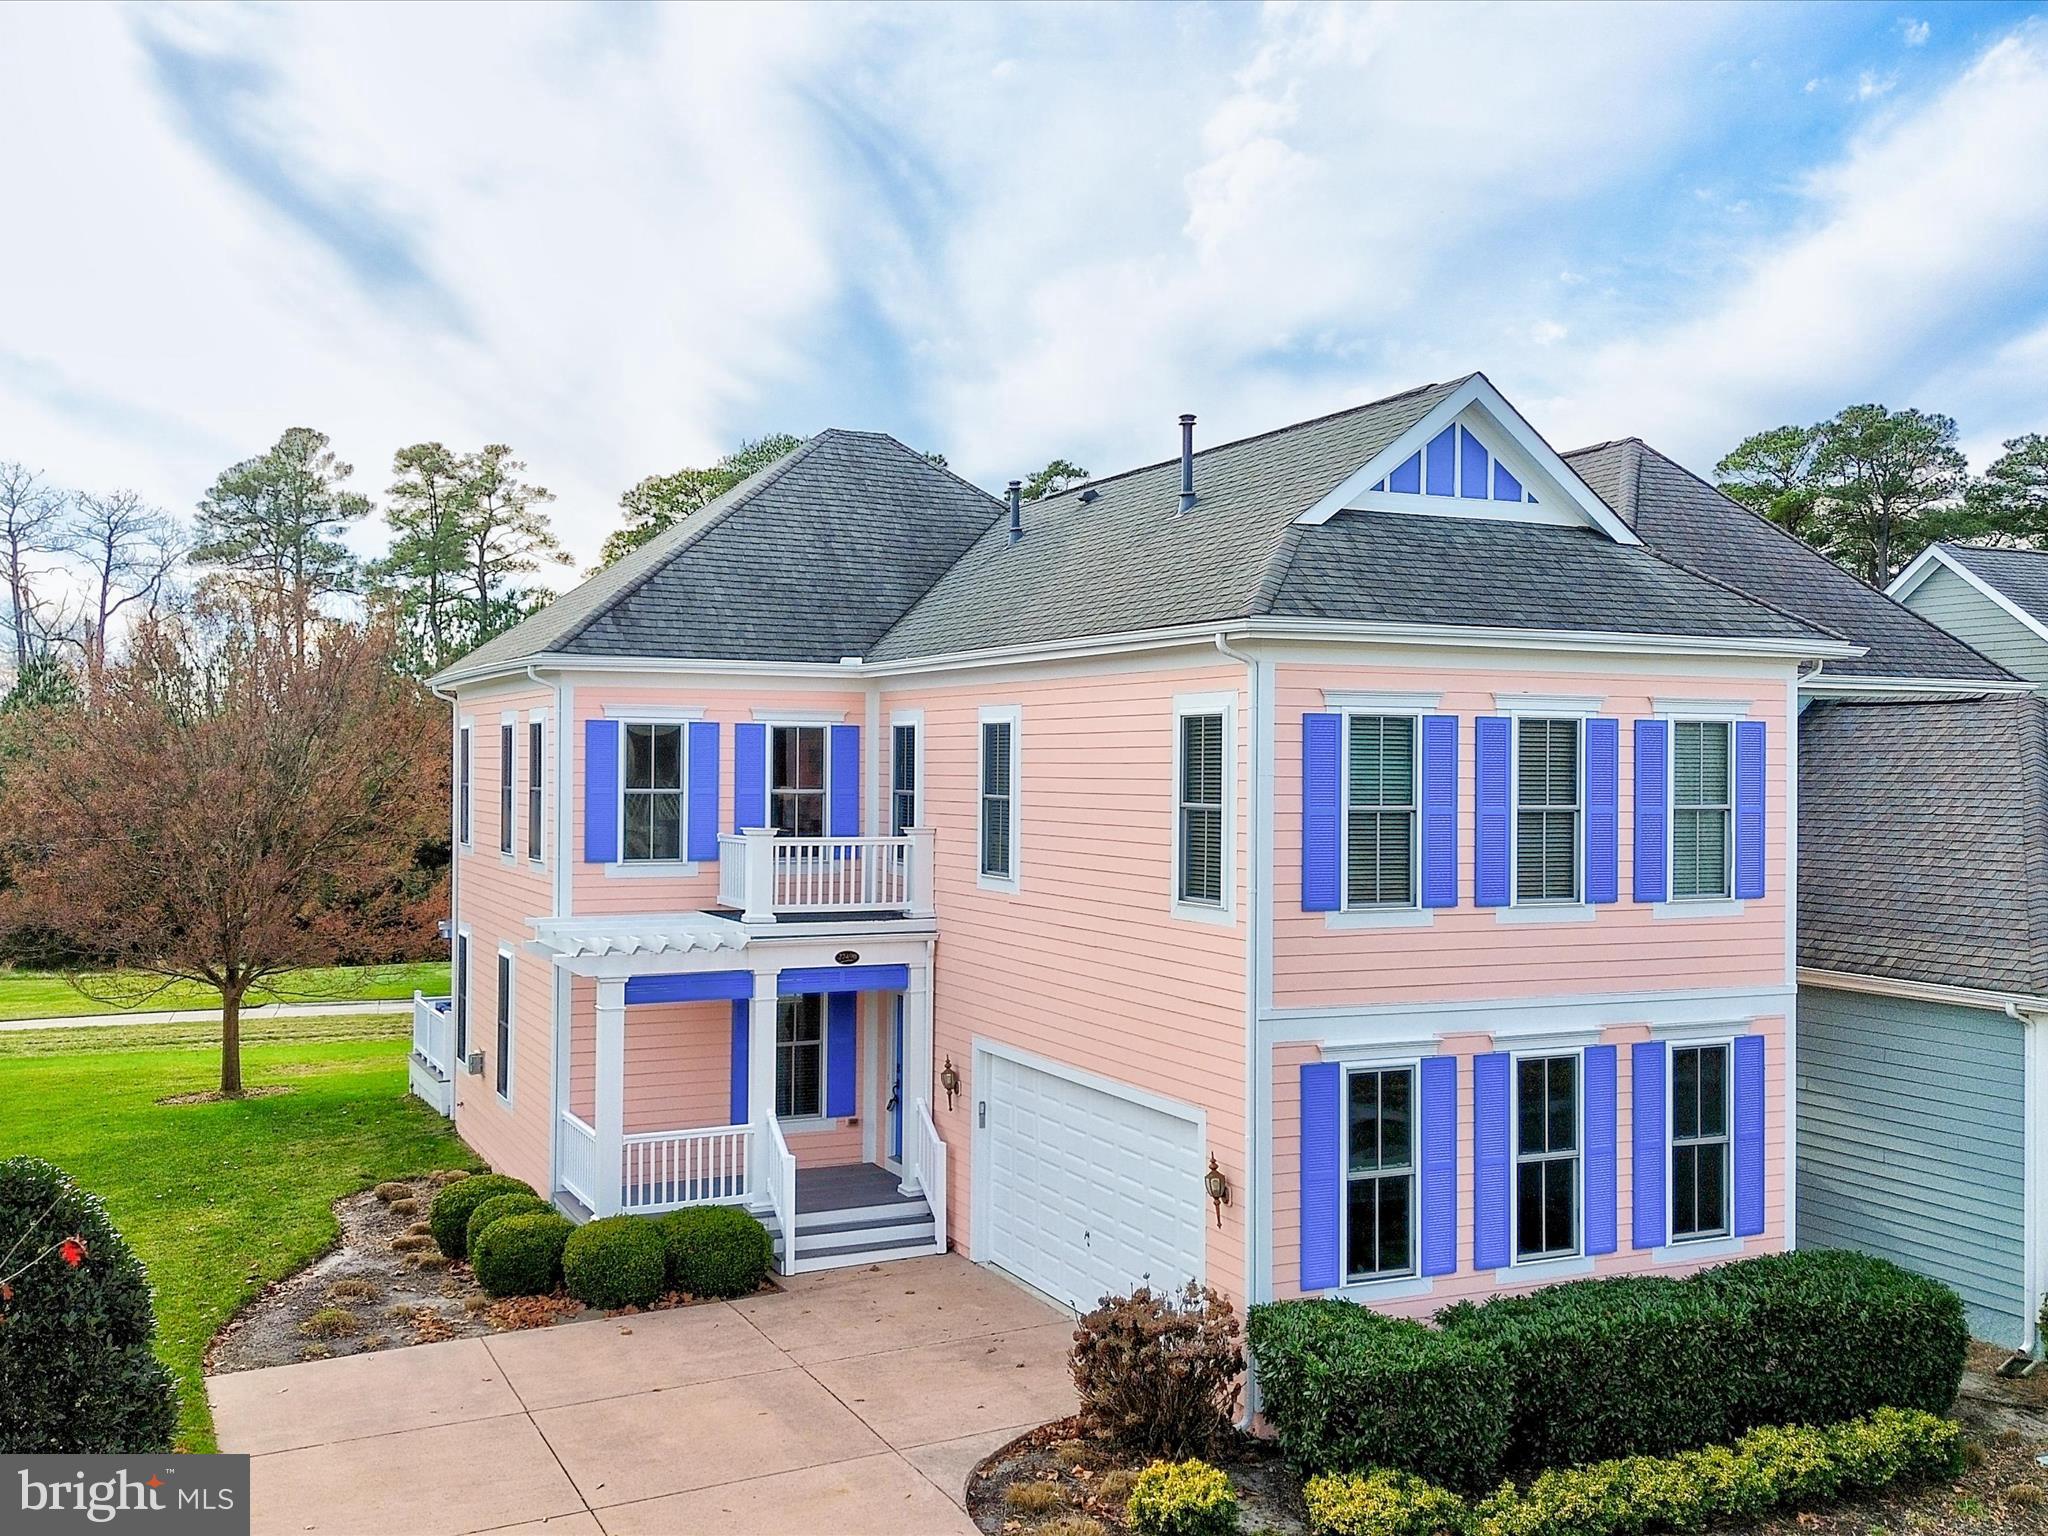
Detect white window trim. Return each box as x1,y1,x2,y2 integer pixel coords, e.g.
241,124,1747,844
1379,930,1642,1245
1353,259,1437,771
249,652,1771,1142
498,711,518,863
494,943,516,1108
1493,693,1603,717
602,704,704,722
1508,715,1585,909
752,707,850,724
890,708,926,835
1661,715,1739,910
1323,689,1442,713
977,705,1022,892
526,709,548,868
1339,1056,1422,1286
1508,1044,1585,1268
1172,691,1237,924
759,719,840,843
1666,1035,1735,1247
457,716,474,851
612,717,696,872
1338,710,1423,917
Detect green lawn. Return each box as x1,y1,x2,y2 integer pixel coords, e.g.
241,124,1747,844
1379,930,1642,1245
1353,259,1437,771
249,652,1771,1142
0,1015,481,1451
0,960,450,1021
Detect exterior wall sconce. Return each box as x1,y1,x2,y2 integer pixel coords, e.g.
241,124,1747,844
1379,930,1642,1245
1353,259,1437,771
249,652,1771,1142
939,1056,961,1111
1204,1155,1231,1227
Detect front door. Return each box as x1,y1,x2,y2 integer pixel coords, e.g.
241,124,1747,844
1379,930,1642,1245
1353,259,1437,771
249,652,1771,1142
888,997,905,1163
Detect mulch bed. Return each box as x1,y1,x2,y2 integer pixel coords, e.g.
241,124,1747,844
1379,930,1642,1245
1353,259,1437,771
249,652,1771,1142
970,1348,2048,1536
157,1085,292,1106
205,1174,775,1373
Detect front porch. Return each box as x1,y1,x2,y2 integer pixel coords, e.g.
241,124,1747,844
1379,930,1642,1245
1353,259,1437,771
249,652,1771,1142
532,911,944,1276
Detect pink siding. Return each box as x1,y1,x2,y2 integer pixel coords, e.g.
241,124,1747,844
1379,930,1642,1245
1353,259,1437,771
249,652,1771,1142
1267,1016,1789,1314
884,661,1253,1302
1272,663,1791,1009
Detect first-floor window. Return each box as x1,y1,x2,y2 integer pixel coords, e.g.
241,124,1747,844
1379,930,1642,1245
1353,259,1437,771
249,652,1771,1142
1345,1066,1415,1280
980,717,1015,878
494,950,512,1098
776,995,824,1117
1178,711,1225,905
623,722,683,861
892,723,918,836
527,719,544,861
1671,1043,1731,1240
1515,1053,1579,1259
1515,717,1580,902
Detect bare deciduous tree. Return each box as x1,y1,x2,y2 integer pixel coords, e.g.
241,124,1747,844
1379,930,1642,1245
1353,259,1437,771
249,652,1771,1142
62,490,182,675
0,463,70,673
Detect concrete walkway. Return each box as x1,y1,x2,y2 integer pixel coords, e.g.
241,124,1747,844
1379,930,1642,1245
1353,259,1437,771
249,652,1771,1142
0,998,413,1032
209,1253,1076,1536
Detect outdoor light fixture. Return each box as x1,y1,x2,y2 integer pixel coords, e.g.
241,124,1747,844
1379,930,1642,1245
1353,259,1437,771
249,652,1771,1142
1204,1155,1231,1227
939,1056,961,1110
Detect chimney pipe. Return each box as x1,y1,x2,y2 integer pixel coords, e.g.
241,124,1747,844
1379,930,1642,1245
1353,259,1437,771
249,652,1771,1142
1007,479,1023,543
1179,414,1197,513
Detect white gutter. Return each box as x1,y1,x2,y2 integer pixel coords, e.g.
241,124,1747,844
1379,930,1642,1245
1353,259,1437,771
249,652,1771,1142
1798,670,2034,699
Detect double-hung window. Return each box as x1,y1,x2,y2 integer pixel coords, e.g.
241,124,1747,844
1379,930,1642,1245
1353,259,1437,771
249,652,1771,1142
527,720,544,862
980,716,1016,879
775,995,824,1118
1672,721,1732,899
499,723,514,855
622,723,684,862
453,931,469,1064
458,725,472,847
1671,1043,1731,1240
891,723,918,835
1345,1066,1415,1280
1515,718,1580,902
494,949,512,1100
1514,1053,1580,1259
771,724,827,839
1178,712,1225,905
1346,716,1416,907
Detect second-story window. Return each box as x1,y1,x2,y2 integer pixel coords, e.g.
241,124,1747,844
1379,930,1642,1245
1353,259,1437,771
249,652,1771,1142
1515,717,1580,902
892,723,918,835
1672,721,1732,899
1346,715,1416,907
458,725,472,846
771,724,827,839
980,717,1015,879
499,723,514,855
527,719,544,862
623,722,683,861
1178,711,1225,905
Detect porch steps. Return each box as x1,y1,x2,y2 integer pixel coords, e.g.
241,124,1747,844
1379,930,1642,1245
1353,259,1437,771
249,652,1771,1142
760,1186,942,1274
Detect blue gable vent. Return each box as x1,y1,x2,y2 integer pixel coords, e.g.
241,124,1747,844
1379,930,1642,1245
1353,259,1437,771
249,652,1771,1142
1371,418,1539,506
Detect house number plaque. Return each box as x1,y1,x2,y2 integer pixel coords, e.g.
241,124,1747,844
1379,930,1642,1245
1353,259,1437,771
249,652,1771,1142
834,950,860,965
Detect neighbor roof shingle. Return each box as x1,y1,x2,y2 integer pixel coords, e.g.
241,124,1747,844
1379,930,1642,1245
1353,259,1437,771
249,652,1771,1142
1937,543,2048,630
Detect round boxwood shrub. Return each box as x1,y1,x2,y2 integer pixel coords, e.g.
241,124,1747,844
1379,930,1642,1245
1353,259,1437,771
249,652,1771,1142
658,1206,773,1299
465,1191,553,1258
0,1156,177,1453
428,1173,536,1260
562,1216,666,1309
471,1212,575,1299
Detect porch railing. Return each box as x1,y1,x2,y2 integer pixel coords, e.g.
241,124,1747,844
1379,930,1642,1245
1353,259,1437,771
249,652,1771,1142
718,827,935,923
764,1116,797,1273
559,1111,599,1210
407,993,454,1116
619,1124,752,1214
913,1098,947,1252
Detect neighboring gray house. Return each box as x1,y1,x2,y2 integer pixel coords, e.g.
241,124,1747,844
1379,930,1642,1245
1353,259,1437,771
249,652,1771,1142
1889,542,2048,683
1564,447,2047,1350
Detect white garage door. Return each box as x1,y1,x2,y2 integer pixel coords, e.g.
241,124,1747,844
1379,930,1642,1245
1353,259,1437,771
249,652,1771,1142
982,1052,1204,1311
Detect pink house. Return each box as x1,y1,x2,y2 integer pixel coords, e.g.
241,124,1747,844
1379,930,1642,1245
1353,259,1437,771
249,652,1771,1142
418,375,1853,1315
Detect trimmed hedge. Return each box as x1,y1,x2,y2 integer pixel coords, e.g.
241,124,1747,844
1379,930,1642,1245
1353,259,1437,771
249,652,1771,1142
658,1206,772,1299
562,1215,666,1309
0,1157,177,1453
1301,1408,1964,1536
1245,1300,1510,1493
472,1212,575,1299
428,1174,537,1260
465,1192,554,1259
1126,1459,1240,1536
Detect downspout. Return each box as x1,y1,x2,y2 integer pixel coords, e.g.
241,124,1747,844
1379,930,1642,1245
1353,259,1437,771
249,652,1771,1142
2004,1001,2047,1367
1215,629,1262,1422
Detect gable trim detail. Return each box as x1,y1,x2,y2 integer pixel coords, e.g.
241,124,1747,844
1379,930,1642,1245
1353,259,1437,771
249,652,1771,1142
1888,545,2048,649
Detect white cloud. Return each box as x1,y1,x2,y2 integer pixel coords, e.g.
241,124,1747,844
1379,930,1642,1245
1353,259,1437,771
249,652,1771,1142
1902,18,1931,48
1856,68,1898,100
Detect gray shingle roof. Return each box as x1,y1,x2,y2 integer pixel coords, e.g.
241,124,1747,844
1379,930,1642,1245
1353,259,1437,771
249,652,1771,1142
1938,543,2048,629
1798,695,2048,995
1566,439,2011,681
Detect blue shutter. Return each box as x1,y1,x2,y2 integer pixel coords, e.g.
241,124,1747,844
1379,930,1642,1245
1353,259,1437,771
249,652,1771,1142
1472,1051,1510,1270
734,723,767,831
1633,720,1668,903
829,724,860,838
1585,718,1618,904
1473,717,1510,907
583,718,620,864
687,721,720,862
1733,1034,1766,1236
1734,721,1766,900
1301,713,1341,912
1418,1056,1458,1276
1584,1044,1617,1255
1420,716,1459,909
1299,1061,1342,1290
825,992,857,1118
1632,1041,1667,1248
729,1000,749,1125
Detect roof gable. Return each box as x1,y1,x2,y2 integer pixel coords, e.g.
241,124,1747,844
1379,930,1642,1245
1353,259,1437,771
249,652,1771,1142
1889,542,2048,646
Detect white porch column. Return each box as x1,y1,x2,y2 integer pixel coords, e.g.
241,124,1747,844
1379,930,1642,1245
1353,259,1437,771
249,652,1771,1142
905,826,937,918
741,827,780,925
594,977,626,1218
748,975,779,1194
899,957,934,1198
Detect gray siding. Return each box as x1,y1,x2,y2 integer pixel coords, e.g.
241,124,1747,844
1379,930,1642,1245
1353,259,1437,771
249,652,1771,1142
1797,985,2028,1346
1900,563,2048,682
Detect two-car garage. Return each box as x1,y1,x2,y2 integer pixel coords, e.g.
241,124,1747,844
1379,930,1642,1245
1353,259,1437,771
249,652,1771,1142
976,1047,1207,1312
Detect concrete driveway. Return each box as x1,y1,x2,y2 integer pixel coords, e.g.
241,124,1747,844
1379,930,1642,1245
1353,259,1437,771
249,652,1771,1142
209,1254,1075,1536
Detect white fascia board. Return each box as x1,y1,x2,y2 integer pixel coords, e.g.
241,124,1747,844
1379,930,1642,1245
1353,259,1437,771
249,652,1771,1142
1889,545,2048,649
1797,966,2048,1017
1883,544,1950,602
1797,672,2035,699
1292,374,1643,547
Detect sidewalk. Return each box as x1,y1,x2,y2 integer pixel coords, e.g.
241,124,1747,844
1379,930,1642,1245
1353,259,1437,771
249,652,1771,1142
0,998,414,1033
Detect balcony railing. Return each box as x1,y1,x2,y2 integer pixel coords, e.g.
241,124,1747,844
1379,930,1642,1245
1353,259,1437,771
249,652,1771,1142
408,993,454,1116
717,827,934,923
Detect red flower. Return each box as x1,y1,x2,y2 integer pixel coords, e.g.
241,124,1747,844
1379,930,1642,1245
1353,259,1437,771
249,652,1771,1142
58,1237,86,1268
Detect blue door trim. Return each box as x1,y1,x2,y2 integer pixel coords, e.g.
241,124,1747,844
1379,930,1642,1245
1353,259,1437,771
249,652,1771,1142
624,970,754,1005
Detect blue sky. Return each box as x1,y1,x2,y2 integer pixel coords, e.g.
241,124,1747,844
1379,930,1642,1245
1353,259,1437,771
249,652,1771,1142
3,1,2047,567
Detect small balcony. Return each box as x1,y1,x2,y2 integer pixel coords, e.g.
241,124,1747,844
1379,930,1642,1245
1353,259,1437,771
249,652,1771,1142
408,992,455,1116
715,827,935,924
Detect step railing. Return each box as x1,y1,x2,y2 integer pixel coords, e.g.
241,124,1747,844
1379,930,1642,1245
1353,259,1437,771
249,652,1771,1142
764,1116,797,1273
717,827,935,922
619,1124,752,1213
558,1111,599,1210
912,1098,947,1254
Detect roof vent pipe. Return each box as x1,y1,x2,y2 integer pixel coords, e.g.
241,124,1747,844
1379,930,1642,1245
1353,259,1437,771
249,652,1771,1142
1007,479,1023,543
1179,414,1197,513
